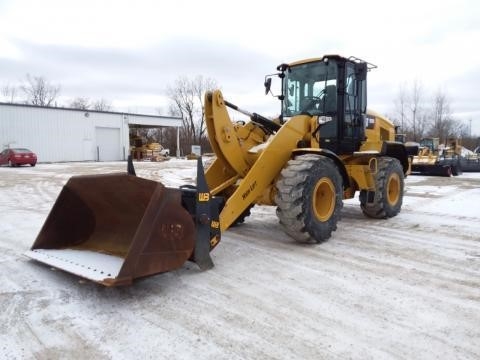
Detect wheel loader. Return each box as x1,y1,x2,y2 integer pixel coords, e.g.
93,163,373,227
409,137,462,176
26,55,409,286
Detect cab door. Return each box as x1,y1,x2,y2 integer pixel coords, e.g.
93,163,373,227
338,62,367,154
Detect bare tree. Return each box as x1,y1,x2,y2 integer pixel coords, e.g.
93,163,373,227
392,79,426,141
20,74,60,106
417,112,429,141
394,82,408,132
393,80,470,144
92,98,112,111
409,79,424,141
427,88,457,142
67,97,112,112
1,83,18,103
166,75,218,155
68,97,90,110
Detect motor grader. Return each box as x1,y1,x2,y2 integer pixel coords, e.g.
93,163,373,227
26,55,409,286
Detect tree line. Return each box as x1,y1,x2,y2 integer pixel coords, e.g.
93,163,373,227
1,74,112,111
1,73,215,156
133,75,218,156
161,76,480,154
391,80,478,149
3,74,478,156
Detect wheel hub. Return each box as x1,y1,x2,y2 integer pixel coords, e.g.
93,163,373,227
313,177,336,222
386,173,400,206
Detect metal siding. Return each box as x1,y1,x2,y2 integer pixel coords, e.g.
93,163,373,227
0,104,177,163
0,105,128,162
0,106,91,162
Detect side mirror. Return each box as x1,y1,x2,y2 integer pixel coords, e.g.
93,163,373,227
264,77,272,95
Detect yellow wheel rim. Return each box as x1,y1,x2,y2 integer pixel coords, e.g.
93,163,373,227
313,177,336,222
386,173,401,206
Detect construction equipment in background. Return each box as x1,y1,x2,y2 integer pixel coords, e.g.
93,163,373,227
453,139,480,172
408,137,462,176
460,151,480,171
26,55,409,286
131,138,170,161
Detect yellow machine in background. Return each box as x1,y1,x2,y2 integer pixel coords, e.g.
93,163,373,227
410,137,462,176
26,55,409,286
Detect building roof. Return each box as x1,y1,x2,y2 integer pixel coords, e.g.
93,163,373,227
0,101,182,127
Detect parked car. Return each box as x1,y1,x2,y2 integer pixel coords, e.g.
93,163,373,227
0,148,37,167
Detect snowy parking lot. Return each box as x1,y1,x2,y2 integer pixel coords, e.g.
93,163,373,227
1,159,480,359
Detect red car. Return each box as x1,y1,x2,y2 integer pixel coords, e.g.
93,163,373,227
0,148,37,167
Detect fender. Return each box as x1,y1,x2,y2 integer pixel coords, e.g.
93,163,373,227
381,141,409,174
292,148,350,190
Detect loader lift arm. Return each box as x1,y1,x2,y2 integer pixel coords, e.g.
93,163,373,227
223,99,281,134
204,90,329,232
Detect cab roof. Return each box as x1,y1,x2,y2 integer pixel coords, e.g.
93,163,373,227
287,54,346,67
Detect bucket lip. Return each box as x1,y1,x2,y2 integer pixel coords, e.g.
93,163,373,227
25,249,124,282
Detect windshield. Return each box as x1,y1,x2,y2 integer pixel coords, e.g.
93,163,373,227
419,138,438,151
283,60,338,117
13,148,32,153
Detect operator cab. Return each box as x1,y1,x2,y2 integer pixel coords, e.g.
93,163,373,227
265,55,375,155
419,138,440,152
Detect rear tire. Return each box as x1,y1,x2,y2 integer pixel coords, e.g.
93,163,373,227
275,154,343,243
360,157,404,219
451,162,462,176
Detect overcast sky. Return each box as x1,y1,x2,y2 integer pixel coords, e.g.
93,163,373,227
1,0,479,135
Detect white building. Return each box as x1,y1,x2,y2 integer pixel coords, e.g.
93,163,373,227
0,102,182,162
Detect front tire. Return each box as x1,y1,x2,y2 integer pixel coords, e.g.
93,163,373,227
360,157,404,219
275,154,343,243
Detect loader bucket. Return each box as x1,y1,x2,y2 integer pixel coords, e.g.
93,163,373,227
25,173,199,286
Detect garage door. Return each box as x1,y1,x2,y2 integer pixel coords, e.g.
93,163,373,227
95,127,120,161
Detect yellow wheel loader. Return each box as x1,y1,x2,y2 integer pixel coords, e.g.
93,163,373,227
26,55,409,286
409,137,462,176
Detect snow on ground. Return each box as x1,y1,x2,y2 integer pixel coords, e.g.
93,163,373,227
1,160,480,359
